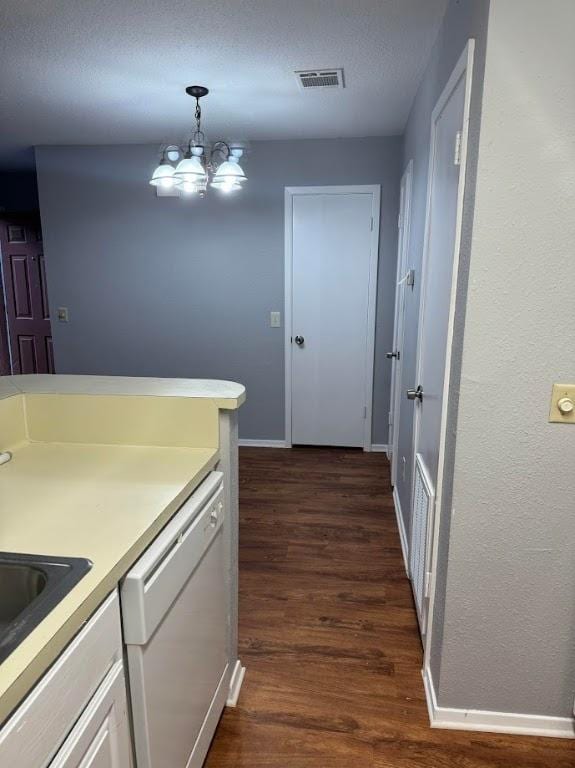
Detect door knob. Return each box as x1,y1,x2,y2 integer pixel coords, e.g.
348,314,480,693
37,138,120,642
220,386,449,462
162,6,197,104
406,385,423,402
386,351,400,360
294,335,304,346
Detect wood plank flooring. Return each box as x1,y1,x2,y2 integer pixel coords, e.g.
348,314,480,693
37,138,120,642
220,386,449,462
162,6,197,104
205,447,574,767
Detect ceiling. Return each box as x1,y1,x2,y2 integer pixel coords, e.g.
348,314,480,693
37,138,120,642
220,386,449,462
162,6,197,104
0,0,448,169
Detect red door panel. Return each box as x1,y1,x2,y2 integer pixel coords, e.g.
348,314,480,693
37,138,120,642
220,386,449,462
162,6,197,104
0,214,54,374
10,254,33,318
39,254,50,320
46,336,55,373
18,335,38,374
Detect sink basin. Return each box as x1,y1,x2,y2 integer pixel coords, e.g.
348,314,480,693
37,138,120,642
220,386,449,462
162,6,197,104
0,553,92,664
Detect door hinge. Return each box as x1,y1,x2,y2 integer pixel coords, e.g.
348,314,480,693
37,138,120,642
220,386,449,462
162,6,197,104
397,213,402,230
388,410,393,427
424,571,432,598
454,130,462,166
363,405,367,419
370,216,374,231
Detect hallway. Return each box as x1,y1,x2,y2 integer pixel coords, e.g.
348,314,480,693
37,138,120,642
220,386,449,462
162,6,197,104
205,447,574,767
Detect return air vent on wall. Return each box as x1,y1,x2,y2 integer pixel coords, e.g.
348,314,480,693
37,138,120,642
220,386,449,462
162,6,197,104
294,68,344,91
410,454,435,634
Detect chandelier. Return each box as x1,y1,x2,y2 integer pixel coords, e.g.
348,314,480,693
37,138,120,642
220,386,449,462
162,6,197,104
149,85,247,198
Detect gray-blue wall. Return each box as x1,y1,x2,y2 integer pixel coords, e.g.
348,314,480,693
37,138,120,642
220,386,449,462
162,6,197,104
35,137,402,442
436,0,575,720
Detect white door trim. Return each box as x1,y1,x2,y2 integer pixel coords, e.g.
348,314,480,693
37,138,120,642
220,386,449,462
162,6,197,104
409,41,475,649
389,160,413,482
284,185,381,450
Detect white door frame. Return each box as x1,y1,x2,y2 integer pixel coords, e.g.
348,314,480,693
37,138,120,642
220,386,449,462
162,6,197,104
284,185,381,450
409,40,475,645
389,160,413,481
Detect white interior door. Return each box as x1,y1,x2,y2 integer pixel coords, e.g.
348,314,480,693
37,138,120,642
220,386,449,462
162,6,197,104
286,187,379,448
388,161,413,483
409,43,474,635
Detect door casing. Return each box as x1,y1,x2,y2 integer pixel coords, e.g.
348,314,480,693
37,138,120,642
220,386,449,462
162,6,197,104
284,185,381,450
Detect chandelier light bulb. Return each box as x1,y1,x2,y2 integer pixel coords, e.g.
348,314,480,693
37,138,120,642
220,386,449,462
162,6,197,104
165,145,181,162
216,180,241,194
181,180,198,195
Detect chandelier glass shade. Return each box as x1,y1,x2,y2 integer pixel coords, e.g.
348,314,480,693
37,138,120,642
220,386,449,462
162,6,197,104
149,159,178,189
150,86,247,198
211,151,247,192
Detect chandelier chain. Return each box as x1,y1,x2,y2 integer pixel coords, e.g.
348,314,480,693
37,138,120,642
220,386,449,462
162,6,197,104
192,97,205,147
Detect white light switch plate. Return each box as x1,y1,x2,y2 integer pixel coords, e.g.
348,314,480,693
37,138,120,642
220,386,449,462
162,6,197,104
57,307,69,322
270,311,281,328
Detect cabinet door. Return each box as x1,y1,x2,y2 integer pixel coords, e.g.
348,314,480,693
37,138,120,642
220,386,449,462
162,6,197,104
0,592,123,768
50,660,132,768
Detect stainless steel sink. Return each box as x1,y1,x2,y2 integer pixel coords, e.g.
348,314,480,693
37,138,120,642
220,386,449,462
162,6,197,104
0,553,92,663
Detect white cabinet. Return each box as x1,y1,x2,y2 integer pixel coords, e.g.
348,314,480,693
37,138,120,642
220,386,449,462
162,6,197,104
49,660,131,768
0,467,239,768
0,591,127,768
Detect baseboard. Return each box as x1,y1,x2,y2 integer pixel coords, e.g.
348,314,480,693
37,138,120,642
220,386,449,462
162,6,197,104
239,439,387,451
422,666,575,739
238,439,287,448
226,659,246,707
392,487,410,577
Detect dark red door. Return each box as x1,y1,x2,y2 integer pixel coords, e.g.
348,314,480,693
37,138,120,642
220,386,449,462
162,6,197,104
0,214,54,374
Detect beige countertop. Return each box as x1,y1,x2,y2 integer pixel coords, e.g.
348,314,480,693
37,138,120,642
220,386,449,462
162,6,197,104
0,438,219,724
0,374,246,409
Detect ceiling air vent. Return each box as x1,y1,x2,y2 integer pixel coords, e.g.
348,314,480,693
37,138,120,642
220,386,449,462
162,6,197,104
295,68,344,91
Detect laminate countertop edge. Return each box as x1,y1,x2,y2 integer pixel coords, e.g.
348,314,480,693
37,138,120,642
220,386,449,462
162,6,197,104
0,374,246,410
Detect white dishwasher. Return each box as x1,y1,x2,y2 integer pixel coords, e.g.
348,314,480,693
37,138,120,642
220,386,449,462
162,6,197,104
121,471,229,768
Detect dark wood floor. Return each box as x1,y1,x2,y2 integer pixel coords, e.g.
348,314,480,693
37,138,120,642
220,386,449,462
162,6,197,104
205,447,574,767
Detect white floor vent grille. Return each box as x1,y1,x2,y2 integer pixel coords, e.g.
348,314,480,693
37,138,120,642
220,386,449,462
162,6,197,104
409,454,435,628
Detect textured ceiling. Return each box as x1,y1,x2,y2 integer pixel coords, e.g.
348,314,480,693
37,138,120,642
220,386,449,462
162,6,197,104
0,0,448,168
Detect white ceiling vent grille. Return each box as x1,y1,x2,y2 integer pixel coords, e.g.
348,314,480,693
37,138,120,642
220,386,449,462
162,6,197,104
295,68,344,91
